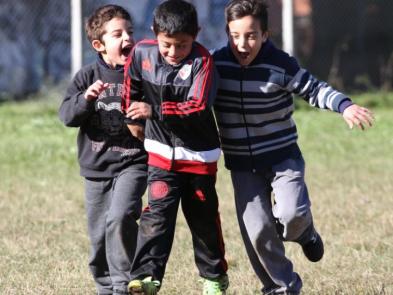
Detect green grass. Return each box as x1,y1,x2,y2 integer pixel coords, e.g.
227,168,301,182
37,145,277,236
1,93,392,294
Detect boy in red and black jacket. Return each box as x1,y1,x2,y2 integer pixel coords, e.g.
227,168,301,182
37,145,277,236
122,1,229,294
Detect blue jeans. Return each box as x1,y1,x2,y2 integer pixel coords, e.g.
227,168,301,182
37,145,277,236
84,165,147,295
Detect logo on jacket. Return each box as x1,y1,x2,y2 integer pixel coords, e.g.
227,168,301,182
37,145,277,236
96,101,121,111
178,61,192,80
142,59,152,72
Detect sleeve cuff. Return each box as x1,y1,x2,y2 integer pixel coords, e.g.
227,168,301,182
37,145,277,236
78,95,96,111
338,99,353,113
124,118,145,126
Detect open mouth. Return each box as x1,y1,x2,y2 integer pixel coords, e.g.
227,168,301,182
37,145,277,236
238,52,250,60
121,45,133,57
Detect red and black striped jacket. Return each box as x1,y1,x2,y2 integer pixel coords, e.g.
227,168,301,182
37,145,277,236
122,39,221,175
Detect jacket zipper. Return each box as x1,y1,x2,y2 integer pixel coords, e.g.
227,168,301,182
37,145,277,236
160,64,175,171
240,67,255,172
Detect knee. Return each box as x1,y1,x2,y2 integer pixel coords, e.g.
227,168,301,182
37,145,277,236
107,204,141,226
278,209,312,241
128,202,142,221
127,199,143,220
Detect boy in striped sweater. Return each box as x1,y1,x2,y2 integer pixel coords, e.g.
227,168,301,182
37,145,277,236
212,0,374,294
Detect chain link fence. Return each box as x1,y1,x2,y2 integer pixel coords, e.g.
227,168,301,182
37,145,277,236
0,0,392,100
0,1,71,99
81,0,229,66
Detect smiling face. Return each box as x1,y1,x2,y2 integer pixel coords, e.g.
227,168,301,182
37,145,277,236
156,32,195,65
227,15,268,66
93,17,134,68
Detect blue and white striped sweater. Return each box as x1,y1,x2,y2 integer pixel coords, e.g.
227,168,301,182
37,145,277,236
213,39,352,172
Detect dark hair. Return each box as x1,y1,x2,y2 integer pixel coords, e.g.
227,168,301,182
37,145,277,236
225,0,268,32
85,4,133,43
152,0,198,37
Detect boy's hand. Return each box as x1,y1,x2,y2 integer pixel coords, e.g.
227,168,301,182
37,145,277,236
342,104,374,130
126,102,152,120
127,124,145,142
84,80,109,101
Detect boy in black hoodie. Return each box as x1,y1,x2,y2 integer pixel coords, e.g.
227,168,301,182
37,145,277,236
58,5,147,295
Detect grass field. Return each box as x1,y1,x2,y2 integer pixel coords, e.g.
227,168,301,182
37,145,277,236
0,92,392,294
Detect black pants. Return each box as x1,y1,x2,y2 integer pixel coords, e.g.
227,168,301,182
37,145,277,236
130,166,228,283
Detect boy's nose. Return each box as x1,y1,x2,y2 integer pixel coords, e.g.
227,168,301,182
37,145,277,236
168,46,177,57
238,37,248,50
124,34,135,47
123,31,132,41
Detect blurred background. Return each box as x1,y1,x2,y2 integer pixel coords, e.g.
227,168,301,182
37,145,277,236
0,0,392,100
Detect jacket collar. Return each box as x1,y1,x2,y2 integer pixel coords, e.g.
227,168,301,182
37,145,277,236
97,54,124,72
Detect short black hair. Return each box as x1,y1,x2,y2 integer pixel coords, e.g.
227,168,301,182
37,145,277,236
85,4,132,43
152,0,198,37
225,0,268,32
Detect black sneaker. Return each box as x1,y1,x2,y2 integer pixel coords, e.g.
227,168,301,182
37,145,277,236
301,231,324,262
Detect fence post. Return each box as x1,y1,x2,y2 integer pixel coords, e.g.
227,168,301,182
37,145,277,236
282,0,294,56
71,0,82,78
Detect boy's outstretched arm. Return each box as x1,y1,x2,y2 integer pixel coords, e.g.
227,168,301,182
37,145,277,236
285,61,375,130
342,104,374,130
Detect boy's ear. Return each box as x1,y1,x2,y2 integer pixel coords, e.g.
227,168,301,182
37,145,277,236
194,26,201,39
92,39,105,53
188,27,200,41
262,31,269,42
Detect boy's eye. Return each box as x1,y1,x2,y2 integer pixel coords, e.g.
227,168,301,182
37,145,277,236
111,32,122,38
127,27,134,35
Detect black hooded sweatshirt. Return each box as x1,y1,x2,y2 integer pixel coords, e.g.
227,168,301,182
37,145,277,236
59,56,147,178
